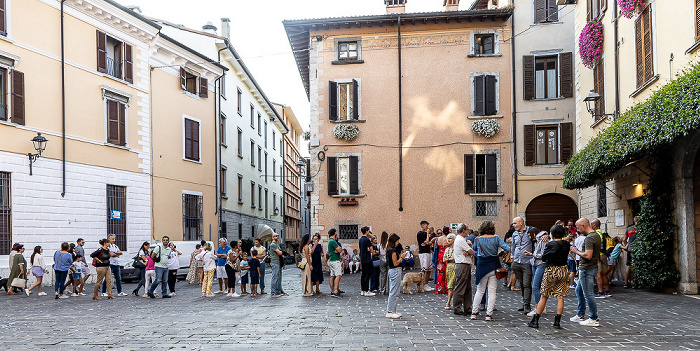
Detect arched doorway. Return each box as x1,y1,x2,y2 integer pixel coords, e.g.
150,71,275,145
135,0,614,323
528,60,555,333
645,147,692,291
525,194,579,232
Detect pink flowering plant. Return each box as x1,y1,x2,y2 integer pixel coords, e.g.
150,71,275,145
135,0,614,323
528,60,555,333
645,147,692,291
579,20,604,69
618,0,644,19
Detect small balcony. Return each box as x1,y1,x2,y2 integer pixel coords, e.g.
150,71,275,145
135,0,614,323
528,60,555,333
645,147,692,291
106,56,122,80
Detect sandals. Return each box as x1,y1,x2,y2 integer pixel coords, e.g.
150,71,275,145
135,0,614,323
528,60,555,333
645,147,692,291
444,306,451,310
485,315,493,321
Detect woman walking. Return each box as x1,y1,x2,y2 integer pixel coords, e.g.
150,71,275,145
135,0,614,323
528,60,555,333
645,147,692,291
167,243,181,296
53,242,73,299
310,234,324,294
300,234,313,297
528,224,571,329
7,244,27,296
225,241,240,297
434,227,450,294
27,246,48,296
444,234,456,310
470,221,511,321
132,242,150,296
386,233,407,319
379,231,389,295
90,239,114,300
196,243,217,297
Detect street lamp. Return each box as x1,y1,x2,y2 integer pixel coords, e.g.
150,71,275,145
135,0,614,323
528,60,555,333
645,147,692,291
28,132,48,176
584,89,616,124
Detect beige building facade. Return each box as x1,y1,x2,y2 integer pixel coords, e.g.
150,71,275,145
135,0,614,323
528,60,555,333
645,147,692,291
275,103,303,243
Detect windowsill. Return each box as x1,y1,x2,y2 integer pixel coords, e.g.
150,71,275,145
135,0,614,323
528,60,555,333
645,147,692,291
183,91,202,100
238,200,243,205
238,111,242,117
251,206,256,209
330,194,366,198
466,53,502,58
0,35,13,44
468,193,504,197
102,73,132,86
183,158,202,164
104,143,130,151
238,154,243,159
331,59,364,65
221,143,227,148
629,75,660,98
221,195,228,200
468,115,504,119
532,163,565,168
532,97,565,101
685,40,700,55
330,119,366,123
531,20,562,25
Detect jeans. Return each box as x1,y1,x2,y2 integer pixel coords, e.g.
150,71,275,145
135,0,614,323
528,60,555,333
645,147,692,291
148,267,169,296
360,262,373,292
134,267,146,294
386,267,401,313
370,264,380,291
432,249,439,282
54,270,68,295
511,262,533,306
259,262,266,292
102,265,122,293
532,264,546,303
576,267,598,320
471,271,498,316
379,258,389,294
452,263,472,314
402,258,414,269
270,264,281,294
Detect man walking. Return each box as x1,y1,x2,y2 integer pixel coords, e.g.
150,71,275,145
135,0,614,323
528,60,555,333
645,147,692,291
359,226,375,296
452,223,474,315
269,233,286,297
102,234,127,297
570,218,601,326
148,236,172,298
417,220,434,291
328,229,343,298
510,217,534,313
214,238,230,294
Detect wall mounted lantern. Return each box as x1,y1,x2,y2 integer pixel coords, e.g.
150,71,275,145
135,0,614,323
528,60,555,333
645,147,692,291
28,132,48,176
584,89,616,124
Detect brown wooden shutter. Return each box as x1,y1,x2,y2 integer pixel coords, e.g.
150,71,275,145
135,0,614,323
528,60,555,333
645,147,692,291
124,44,133,84
352,79,359,120
464,154,474,194
11,70,24,126
97,31,107,73
523,55,535,100
524,124,535,166
696,0,700,42
559,52,573,98
192,120,200,161
600,0,607,13
349,156,359,195
635,13,644,87
474,75,484,116
534,0,546,23
118,102,126,146
560,122,573,163
594,61,605,116
0,0,6,36
642,7,653,83
107,100,119,144
180,67,186,90
485,75,496,116
486,154,497,193
199,77,208,98
587,0,592,21
327,157,338,196
184,119,193,159
548,0,559,22
329,81,338,121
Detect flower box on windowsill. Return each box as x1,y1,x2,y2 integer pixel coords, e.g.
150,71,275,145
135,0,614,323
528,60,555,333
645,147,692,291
338,198,358,206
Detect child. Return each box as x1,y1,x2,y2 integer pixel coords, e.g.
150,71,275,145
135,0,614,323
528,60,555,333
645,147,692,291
239,252,250,295
606,237,627,283
249,250,261,296
71,255,86,297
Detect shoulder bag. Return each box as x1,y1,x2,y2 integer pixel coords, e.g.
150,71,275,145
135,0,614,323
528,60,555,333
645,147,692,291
152,246,162,263
227,252,240,271
296,253,307,270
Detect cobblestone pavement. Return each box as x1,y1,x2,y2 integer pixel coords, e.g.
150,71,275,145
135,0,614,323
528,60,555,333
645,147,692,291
0,267,699,350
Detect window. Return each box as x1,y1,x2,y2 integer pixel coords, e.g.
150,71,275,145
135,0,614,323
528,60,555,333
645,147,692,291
273,159,276,182
250,104,255,128
464,153,497,194
258,113,262,135
280,165,284,185
220,76,226,98
5,69,24,125
238,223,243,240
250,141,255,167
258,146,262,171
329,80,359,121
258,185,263,210
96,31,133,83
264,152,268,183
597,183,607,217
535,0,559,23
327,156,360,196
237,174,243,203
523,53,573,100
0,68,6,120
535,56,557,99
264,121,268,147
635,5,654,88
106,185,127,249
587,0,606,20
272,131,276,149
524,123,573,165
220,221,227,238
179,68,208,98
0,172,11,255
272,192,277,214
265,189,269,218
593,60,605,119
105,99,126,146
220,114,227,146
280,139,284,157
237,88,242,115
237,128,243,157
339,225,359,240
184,118,200,162
696,0,700,43
474,34,494,55
475,200,498,217
338,42,358,60
220,166,227,197
0,0,6,37
183,193,203,241
251,182,256,207
536,126,558,164
472,75,497,116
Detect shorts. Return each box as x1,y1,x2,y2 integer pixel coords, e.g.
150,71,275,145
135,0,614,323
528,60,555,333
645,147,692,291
597,254,609,274
329,260,343,277
31,266,44,277
567,259,577,273
71,273,82,280
626,252,633,266
216,266,228,279
250,275,260,285
419,253,432,271
241,274,249,285
607,257,618,266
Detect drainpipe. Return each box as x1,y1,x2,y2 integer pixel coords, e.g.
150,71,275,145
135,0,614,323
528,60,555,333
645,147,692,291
510,8,518,209
398,15,403,212
60,0,66,197
613,0,620,118
216,43,227,237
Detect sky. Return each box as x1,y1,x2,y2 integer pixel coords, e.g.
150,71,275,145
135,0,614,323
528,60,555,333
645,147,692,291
121,0,472,139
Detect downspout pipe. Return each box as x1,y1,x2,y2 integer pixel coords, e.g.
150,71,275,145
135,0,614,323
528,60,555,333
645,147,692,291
510,8,518,207
60,0,66,197
398,15,403,212
216,43,227,237
613,0,620,118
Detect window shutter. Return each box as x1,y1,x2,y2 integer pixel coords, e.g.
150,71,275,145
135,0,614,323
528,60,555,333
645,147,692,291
600,0,607,13
349,156,359,195
192,121,200,161
524,124,535,166
594,62,605,116
696,0,700,42
96,31,107,73
534,0,546,23
642,7,653,83
474,75,485,116
0,0,6,36
560,122,573,163
352,79,359,120
464,154,474,194
124,43,133,84
523,55,535,100
559,52,573,98
180,67,186,90
327,157,338,196
635,13,644,87
486,154,497,193
118,102,126,146
587,0,592,21
107,100,119,144
199,77,208,98
11,70,24,125
485,75,496,116
547,0,559,22
329,81,338,121
184,119,192,159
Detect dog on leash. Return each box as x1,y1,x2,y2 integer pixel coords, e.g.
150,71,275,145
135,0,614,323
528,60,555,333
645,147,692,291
401,271,425,294
0,276,7,292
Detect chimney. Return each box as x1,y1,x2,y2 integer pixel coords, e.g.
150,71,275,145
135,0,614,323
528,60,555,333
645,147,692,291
385,0,406,14
202,21,217,35
443,0,459,11
221,18,231,40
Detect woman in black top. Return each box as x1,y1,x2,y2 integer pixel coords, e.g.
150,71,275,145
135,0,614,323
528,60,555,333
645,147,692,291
385,233,407,319
528,224,571,329
91,239,114,300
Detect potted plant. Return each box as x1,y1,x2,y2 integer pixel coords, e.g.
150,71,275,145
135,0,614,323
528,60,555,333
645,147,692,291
579,19,604,69
333,124,360,141
470,119,500,138
618,0,644,19
338,198,358,206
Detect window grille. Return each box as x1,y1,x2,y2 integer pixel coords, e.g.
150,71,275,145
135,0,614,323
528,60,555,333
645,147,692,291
338,225,359,240
475,200,498,217
183,194,203,241
107,185,127,249
0,172,11,255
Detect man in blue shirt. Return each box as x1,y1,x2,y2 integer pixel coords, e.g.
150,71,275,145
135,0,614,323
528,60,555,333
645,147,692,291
359,226,375,296
215,238,230,294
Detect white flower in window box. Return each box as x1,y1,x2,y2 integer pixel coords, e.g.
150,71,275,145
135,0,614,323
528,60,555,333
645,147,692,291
333,124,360,141
470,119,500,138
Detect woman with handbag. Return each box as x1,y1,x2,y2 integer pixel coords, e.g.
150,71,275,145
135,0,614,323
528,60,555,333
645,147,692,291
225,241,241,297
90,239,114,300
26,246,48,296
299,234,313,297
470,221,511,321
53,242,73,299
132,242,150,296
7,244,27,296
309,234,324,294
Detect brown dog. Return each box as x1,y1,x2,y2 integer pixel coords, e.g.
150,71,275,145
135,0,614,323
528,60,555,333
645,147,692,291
401,271,425,294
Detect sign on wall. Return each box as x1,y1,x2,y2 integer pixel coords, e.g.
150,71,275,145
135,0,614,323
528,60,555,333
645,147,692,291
450,223,459,231
615,209,625,227
110,210,122,220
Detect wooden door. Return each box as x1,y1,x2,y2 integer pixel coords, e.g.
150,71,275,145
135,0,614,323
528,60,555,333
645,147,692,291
525,194,579,232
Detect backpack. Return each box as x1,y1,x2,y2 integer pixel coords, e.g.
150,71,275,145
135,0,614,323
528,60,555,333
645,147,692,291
598,231,614,256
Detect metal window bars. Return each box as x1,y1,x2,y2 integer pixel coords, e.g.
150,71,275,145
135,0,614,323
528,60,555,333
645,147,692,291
0,172,11,255
107,185,127,250
182,194,203,241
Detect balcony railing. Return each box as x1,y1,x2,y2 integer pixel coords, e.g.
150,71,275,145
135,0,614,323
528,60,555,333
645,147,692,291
106,56,122,79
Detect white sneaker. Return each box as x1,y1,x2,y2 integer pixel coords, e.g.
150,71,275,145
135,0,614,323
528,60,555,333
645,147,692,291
58,294,69,299
71,293,80,297
226,293,232,297
118,292,128,297
527,308,545,317
385,312,400,319
364,291,376,296
570,315,585,322
360,291,365,296
142,294,148,298
101,293,108,297
214,290,224,294
79,293,86,296
38,292,47,296
169,292,176,296
25,289,30,297
423,286,434,291
231,292,240,297
206,293,216,297
579,318,600,327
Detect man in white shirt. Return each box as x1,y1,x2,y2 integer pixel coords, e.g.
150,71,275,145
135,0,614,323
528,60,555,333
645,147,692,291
102,234,126,297
452,223,474,316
